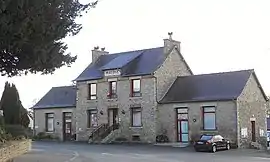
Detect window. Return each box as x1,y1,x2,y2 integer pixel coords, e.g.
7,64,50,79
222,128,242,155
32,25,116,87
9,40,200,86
203,106,216,130
131,107,142,127
200,135,213,141
241,128,248,138
131,79,141,97
87,109,98,128
108,81,117,98
213,135,224,142
45,113,54,132
88,83,97,100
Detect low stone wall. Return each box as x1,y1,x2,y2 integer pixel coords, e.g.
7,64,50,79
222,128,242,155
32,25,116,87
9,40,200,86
0,140,32,162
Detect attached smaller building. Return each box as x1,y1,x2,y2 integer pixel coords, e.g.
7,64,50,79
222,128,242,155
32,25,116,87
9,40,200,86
158,69,268,148
32,86,76,141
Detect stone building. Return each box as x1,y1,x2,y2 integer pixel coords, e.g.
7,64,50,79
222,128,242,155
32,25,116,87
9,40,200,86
32,33,268,148
32,86,76,141
159,70,268,148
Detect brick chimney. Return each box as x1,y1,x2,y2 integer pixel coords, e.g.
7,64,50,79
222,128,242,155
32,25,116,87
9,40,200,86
163,32,181,54
91,46,109,63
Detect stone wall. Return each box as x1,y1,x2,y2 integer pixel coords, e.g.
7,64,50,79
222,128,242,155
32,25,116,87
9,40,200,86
75,76,157,143
154,45,192,101
75,40,193,143
157,101,238,144
0,140,31,162
237,73,268,148
34,107,75,141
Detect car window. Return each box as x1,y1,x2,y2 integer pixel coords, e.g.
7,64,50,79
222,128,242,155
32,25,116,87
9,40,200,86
212,136,219,142
217,135,224,140
212,135,223,142
200,135,213,140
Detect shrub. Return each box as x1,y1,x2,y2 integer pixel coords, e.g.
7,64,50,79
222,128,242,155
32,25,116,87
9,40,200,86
0,116,4,127
37,132,46,139
12,135,26,141
33,132,59,140
0,127,6,143
5,133,13,141
45,134,53,139
4,124,29,138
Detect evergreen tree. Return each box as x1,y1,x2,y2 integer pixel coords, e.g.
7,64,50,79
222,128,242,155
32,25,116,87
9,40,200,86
0,0,98,77
20,106,30,128
10,84,21,124
0,82,29,127
1,82,13,124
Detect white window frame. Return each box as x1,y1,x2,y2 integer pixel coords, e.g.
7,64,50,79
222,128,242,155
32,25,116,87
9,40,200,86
87,109,98,128
131,79,141,97
45,113,54,132
131,107,142,127
88,83,97,100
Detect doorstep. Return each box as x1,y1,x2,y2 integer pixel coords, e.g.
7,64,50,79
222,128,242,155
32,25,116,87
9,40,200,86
154,142,190,148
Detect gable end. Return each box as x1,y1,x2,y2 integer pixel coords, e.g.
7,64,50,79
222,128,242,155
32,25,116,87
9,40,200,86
237,70,268,102
153,45,193,75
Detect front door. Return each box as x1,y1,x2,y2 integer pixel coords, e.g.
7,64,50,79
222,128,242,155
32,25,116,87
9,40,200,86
176,108,189,142
63,112,72,141
108,108,118,126
177,120,189,142
251,121,256,142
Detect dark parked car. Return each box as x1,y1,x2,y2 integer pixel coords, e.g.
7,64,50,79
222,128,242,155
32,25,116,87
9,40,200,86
194,134,230,153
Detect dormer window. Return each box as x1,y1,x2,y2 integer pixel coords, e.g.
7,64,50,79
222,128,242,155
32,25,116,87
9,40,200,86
108,81,117,99
131,79,141,97
88,83,97,100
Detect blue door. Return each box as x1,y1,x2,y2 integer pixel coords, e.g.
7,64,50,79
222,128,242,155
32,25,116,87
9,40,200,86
177,120,189,142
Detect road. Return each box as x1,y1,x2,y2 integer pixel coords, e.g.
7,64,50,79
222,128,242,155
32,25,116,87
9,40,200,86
14,141,270,162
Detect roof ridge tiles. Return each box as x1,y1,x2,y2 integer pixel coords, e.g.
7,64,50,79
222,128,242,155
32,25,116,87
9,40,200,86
108,46,163,55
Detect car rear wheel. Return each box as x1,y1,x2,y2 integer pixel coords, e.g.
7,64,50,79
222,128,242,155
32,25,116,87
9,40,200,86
226,143,230,150
211,145,217,153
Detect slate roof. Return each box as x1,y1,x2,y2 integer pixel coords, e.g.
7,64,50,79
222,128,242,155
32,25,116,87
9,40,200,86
32,86,76,109
159,69,267,103
74,47,167,81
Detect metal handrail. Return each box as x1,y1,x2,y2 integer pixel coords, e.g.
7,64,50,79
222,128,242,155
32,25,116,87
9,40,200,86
89,123,108,141
89,123,119,142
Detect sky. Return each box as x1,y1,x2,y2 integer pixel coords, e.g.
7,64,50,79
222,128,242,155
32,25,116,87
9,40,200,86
1,0,270,109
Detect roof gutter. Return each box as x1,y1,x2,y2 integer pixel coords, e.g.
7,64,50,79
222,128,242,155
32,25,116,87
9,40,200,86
159,98,237,104
32,106,76,110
